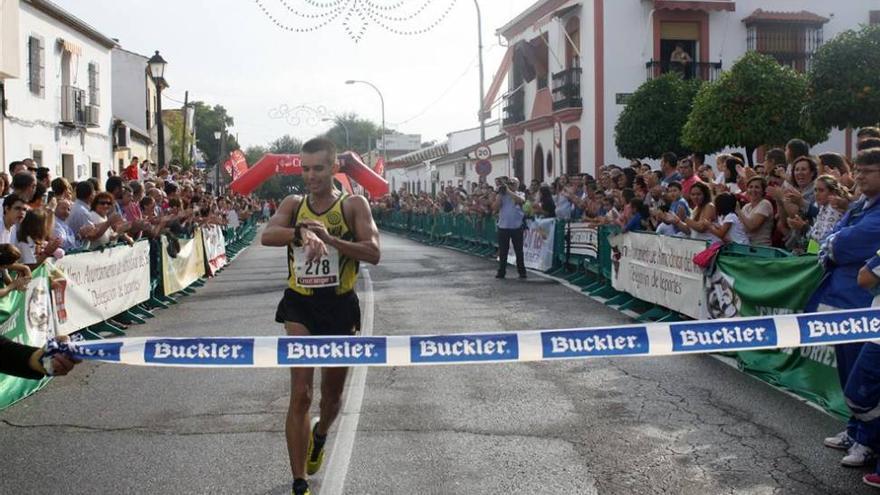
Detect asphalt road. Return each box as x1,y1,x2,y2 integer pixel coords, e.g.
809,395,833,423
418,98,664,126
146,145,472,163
0,231,873,494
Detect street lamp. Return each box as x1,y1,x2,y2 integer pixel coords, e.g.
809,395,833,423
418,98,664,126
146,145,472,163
213,128,226,196
322,117,350,150
147,51,168,169
345,79,385,165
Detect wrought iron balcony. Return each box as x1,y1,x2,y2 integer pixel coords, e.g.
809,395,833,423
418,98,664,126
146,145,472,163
502,86,525,127
646,60,722,82
551,67,582,111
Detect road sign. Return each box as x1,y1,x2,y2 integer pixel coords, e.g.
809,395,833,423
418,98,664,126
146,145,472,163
475,145,491,161
475,159,492,176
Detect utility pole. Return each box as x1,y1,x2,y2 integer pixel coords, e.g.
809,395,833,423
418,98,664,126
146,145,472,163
180,90,189,167
475,0,486,144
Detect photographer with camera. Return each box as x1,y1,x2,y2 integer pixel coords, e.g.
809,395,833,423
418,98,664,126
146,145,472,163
492,176,527,280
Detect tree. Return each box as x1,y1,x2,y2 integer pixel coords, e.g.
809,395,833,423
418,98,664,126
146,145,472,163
321,113,381,156
614,74,703,159
269,135,303,154
244,145,267,166
682,51,826,165
806,24,880,131
162,110,185,166
193,102,240,166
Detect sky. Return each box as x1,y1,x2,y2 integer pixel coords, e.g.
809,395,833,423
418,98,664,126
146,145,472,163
54,0,538,149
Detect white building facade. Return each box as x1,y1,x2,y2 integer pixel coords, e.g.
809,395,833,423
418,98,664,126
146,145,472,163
2,0,115,181
112,47,156,173
489,0,880,184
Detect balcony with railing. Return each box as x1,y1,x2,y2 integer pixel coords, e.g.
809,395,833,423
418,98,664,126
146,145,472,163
502,86,525,127
646,60,722,82
551,66,582,111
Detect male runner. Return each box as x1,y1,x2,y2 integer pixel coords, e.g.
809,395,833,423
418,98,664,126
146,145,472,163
261,138,380,495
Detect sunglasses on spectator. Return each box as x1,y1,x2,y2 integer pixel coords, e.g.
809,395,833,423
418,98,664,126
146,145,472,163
97,201,113,205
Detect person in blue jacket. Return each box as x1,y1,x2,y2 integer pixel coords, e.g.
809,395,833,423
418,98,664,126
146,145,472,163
851,250,880,488
815,148,880,467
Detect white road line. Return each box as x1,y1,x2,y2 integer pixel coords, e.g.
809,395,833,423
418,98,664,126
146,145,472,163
318,269,374,495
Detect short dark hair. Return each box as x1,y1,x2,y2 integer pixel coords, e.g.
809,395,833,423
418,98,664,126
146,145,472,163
75,180,95,201
667,181,682,191
11,172,35,190
302,138,337,165
786,139,810,162
8,161,22,174
819,152,848,172
3,194,24,211
661,152,678,166
51,177,70,197
858,138,880,151
715,192,738,216
691,152,706,165
164,182,178,195
857,127,880,140
105,175,124,194
855,148,880,168
35,167,50,182
765,148,786,166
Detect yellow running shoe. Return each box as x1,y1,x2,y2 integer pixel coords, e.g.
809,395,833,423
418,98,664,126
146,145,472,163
307,417,325,475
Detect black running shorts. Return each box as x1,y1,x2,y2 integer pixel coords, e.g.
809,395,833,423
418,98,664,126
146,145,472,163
275,289,361,336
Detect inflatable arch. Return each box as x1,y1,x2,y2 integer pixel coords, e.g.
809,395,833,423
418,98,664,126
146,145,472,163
229,151,388,197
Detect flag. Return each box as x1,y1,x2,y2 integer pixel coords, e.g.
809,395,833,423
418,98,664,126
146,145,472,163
224,150,249,179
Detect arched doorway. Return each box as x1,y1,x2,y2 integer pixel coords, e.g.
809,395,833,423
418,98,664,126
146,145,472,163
565,126,581,176
546,151,553,179
533,144,544,184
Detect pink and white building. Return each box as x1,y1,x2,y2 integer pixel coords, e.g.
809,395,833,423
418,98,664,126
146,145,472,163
485,0,880,183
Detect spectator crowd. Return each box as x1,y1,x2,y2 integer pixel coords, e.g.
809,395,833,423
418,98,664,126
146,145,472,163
372,128,880,490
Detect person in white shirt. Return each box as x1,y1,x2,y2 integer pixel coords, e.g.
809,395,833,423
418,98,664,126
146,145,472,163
710,192,750,244
0,194,26,244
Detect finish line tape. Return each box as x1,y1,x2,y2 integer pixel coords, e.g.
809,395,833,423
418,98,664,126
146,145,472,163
66,308,880,368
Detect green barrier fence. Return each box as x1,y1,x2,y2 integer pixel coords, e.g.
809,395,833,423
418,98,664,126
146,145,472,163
374,211,846,419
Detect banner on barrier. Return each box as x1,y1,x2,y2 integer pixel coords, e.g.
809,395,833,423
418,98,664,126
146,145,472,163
65,307,880,369
162,230,206,296
568,223,598,258
510,218,556,271
611,233,707,319
710,255,847,417
0,266,56,409
52,242,151,336
201,225,227,276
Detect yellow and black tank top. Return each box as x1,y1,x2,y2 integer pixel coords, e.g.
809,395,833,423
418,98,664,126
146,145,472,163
288,193,359,296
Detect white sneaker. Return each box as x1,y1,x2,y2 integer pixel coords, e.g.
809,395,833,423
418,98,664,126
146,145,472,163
824,430,854,450
842,442,875,467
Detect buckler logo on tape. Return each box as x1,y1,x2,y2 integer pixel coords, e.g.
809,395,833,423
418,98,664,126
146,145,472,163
798,311,880,344
145,338,254,365
71,341,123,361
670,318,778,352
411,334,519,363
541,326,649,358
277,337,386,365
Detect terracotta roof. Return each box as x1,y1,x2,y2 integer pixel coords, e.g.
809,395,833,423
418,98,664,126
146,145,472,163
742,9,830,25
654,1,735,13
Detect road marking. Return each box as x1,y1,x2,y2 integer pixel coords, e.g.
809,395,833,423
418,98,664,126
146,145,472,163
319,269,373,495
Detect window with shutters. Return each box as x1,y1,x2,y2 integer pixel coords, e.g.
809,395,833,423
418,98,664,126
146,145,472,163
88,62,100,106
27,35,45,98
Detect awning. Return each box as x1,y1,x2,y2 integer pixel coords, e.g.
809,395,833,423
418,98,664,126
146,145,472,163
653,0,735,12
742,9,829,25
59,38,82,56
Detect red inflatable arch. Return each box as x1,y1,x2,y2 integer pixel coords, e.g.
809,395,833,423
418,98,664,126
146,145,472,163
229,151,388,197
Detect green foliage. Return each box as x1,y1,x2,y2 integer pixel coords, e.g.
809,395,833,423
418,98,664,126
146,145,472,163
243,145,267,166
321,113,380,155
806,24,880,130
193,102,239,166
683,51,826,160
615,74,703,159
269,135,303,154
162,110,185,167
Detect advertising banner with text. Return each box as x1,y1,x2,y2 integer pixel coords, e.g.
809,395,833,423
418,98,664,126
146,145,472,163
162,231,206,296
508,218,556,271
611,233,707,319
52,242,151,336
201,225,228,276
